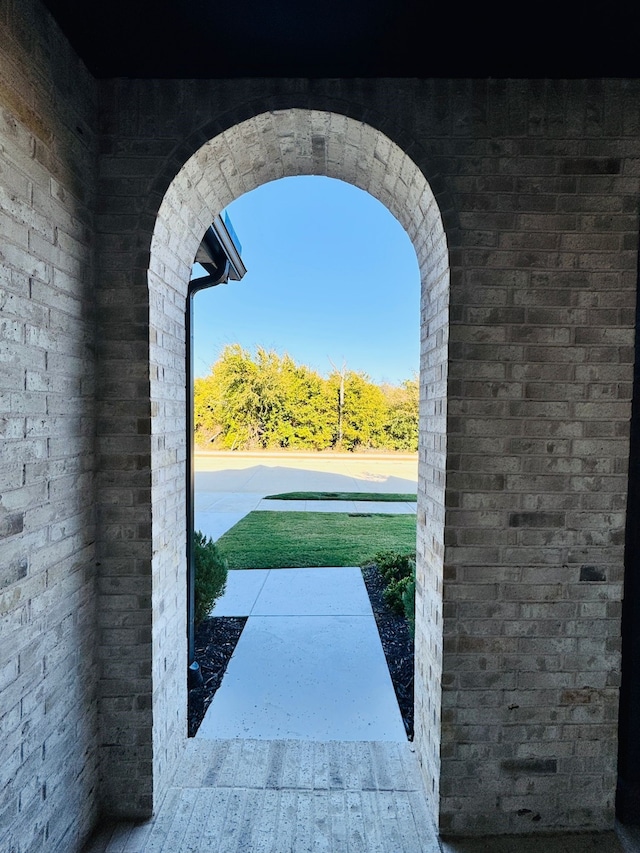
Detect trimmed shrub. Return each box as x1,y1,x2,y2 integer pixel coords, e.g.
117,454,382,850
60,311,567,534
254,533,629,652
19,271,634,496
373,550,415,584
194,531,228,625
374,550,416,636
402,570,416,638
383,573,412,616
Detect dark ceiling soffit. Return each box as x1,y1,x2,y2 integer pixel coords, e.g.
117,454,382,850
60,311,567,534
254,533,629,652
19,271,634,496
40,0,637,78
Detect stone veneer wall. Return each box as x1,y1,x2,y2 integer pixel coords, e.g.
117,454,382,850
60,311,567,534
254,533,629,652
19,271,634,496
0,1,99,851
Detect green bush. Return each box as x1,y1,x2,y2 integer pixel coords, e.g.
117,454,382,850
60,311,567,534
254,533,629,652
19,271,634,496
402,570,416,638
194,530,228,625
383,573,412,616
375,550,416,637
373,550,415,584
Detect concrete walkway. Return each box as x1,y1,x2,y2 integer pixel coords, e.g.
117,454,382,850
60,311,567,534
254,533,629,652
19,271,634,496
196,567,407,741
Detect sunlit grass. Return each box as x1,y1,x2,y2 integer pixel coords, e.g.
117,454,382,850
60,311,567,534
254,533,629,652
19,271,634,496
215,510,417,569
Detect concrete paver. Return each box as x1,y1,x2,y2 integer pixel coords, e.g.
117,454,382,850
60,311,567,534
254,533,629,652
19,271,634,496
243,566,373,617
210,568,271,616
194,509,256,541
196,491,264,512
83,739,440,853
196,613,407,741
351,499,416,513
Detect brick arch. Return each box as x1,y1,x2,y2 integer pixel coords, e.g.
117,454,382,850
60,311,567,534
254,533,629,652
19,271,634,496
145,108,450,823
142,94,460,245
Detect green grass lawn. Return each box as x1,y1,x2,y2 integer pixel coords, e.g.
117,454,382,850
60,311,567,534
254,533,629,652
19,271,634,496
264,490,417,502
215,510,417,569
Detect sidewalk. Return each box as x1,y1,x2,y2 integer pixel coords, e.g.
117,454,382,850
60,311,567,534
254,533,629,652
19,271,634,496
196,567,407,741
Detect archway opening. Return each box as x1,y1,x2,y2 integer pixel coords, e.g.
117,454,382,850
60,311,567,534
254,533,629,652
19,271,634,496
147,109,450,821
188,174,421,741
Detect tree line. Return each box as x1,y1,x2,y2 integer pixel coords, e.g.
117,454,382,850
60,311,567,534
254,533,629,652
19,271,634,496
194,344,418,452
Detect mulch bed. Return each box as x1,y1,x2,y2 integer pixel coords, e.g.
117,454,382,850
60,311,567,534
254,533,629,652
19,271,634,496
187,565,414,740
361,564,414,740
188,616,247,738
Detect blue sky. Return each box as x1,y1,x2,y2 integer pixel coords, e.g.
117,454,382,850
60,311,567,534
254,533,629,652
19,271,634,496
192,176,420,386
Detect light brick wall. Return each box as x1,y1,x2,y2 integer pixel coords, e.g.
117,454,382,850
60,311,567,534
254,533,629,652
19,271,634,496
415,190,450,813
439,81,637,833
95,103,450,820
97,79,639,835
2,39,637,842
0,2,99,851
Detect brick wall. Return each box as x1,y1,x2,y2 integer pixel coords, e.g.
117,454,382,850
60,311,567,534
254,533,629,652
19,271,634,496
2,23,639,841
0,1,99,851
97,79,639,835
439,82,638,833
96,103,450,820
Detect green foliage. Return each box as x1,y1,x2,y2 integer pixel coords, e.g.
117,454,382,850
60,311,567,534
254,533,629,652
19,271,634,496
329,369,387,450
373,550,415,584
374,550,416,636
402,571,416,638
381,377,419,452
383,574,413,616
193,530,228,625
193,344,418,452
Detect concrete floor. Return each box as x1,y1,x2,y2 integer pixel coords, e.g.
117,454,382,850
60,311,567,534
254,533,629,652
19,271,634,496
83,739,440,853
82,737,638,852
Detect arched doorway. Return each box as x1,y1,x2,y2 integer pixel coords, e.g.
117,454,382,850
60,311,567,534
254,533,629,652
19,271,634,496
144,108,450,823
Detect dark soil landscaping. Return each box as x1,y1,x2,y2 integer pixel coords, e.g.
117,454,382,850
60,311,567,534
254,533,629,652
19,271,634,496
188,616,247,738
187,565,414,740
361,564,414,740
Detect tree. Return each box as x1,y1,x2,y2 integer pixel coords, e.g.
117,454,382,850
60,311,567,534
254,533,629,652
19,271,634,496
329,369,387,450
194,373,224,444
194,345,418,453
382,377,419,451
276,360,336,450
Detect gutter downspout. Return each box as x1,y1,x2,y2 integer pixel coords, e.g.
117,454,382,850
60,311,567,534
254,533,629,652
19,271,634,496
187,216,246,689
